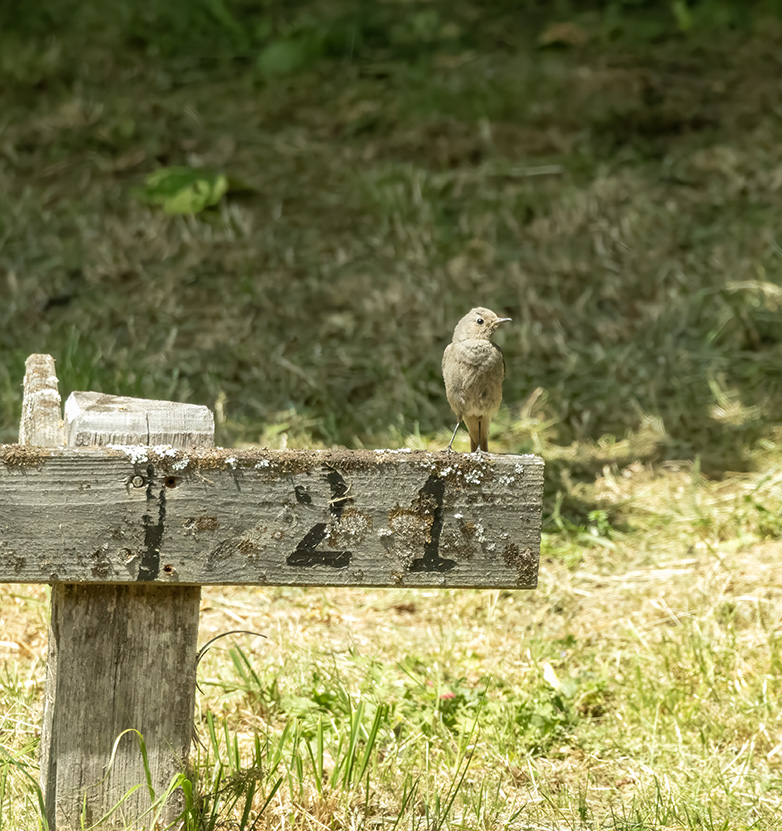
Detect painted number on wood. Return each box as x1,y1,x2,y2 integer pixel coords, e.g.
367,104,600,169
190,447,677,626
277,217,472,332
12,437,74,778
287,467,352,569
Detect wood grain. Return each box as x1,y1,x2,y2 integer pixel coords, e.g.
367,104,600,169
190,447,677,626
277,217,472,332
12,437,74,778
0,446,542,589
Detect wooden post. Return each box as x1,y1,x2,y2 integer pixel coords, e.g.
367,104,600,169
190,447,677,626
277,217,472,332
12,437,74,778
32,383,214,829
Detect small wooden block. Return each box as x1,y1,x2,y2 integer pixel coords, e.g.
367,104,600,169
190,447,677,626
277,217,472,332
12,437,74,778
19,354,64,447
65,391,215,448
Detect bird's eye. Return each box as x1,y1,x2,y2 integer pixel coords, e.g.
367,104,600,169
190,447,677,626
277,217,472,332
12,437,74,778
476,317,484,325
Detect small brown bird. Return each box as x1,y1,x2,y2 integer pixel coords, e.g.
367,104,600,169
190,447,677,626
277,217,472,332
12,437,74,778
442,307,512,453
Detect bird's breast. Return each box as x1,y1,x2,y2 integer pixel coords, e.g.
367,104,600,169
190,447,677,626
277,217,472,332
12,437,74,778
442,339,505,417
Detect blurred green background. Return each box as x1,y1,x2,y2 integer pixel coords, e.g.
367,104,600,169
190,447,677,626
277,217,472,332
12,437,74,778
2,0,782,474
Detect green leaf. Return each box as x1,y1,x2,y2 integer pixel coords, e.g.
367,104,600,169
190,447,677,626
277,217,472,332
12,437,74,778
256,38,316,78
135,166,229,214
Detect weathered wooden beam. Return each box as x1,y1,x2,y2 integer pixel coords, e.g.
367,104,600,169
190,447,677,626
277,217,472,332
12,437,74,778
0,445,543,589
32,386,208,830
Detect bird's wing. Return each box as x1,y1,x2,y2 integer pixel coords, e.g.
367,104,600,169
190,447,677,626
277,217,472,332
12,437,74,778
441,342,453,374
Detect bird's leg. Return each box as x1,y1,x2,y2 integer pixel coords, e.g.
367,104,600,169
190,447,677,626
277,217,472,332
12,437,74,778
481,418,490,453
446,420,461,451
474,418,484,454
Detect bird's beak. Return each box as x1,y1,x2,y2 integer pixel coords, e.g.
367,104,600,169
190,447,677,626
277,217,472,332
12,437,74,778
496,317,512,324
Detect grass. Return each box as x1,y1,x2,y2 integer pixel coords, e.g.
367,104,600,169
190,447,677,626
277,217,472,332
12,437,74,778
1,0,782,827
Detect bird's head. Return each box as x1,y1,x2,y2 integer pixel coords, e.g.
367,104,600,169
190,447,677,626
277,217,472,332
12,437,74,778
452,307,512,342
